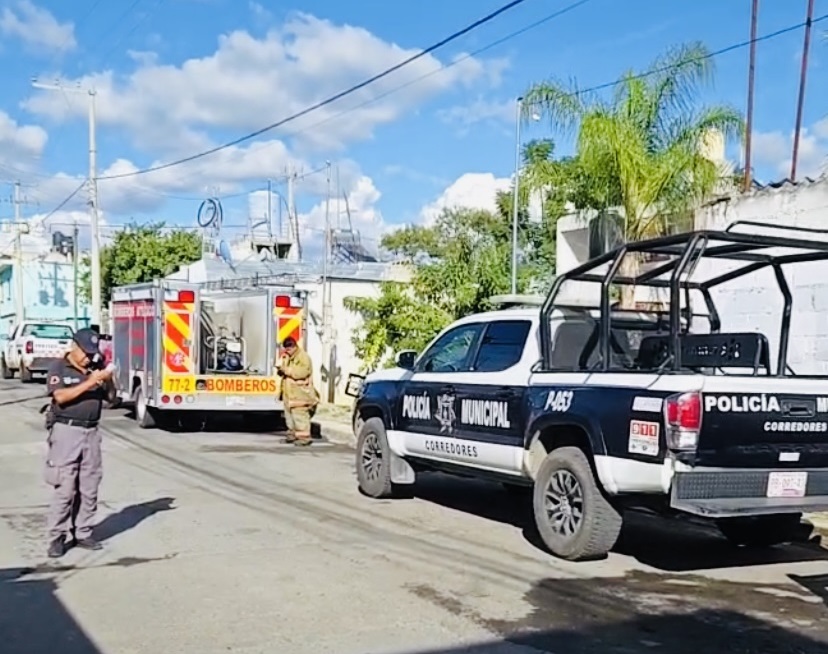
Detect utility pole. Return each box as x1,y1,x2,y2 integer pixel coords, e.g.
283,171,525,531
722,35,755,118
510,97,522,294
286,167,301,260
31,79,101,324
72,217,79,330
791,0,815,181
322,161,335,403
743,0,759,192
12,182,24,324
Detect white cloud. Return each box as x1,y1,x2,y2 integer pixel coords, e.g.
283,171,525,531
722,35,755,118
752,117,828,179
419,172,511,224
24,13,499,156
0,110,48,162
438,97,514,135
0,0,75,54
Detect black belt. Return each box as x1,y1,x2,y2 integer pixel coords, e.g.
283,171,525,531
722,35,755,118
53,416,99,429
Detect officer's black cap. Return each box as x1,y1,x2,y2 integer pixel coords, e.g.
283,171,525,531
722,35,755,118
73,328,101,356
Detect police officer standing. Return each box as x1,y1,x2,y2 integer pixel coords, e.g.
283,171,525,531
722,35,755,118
44,328,115,558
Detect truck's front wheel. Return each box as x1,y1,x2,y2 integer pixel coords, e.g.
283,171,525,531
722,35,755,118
0,356,12,379
533,446,623,561
716,513,804,548
355,417,397,498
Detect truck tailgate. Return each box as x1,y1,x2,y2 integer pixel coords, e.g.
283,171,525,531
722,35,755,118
30,339,70,358
697,378,828,469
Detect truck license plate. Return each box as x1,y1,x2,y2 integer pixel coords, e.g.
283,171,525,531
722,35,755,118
766,471,808,498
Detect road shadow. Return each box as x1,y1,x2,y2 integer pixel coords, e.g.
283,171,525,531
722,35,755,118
0,567,101,654
400,610,828,653
404,573,828,653
411,472,828,571
94,497,176,543
790,572,828,608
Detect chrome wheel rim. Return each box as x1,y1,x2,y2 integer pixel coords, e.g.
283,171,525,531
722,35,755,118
361,433,383,482
544,469,584,537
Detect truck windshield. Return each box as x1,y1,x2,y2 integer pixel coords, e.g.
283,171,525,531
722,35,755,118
21,324,73,339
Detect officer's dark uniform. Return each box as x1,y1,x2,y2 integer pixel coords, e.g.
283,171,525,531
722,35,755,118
44,328,111,557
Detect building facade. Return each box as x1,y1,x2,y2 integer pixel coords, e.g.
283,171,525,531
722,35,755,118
0,256,91,335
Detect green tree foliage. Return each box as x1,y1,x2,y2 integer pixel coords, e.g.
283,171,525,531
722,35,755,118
345,206,550,372
80,223,203,305
522,42,744,242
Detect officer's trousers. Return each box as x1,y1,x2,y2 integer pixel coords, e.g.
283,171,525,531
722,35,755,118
43,422,103,541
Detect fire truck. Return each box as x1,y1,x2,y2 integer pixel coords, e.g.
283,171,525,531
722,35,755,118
109,279,307,429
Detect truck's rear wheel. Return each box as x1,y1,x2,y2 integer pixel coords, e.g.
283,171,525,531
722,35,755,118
135,388,157,429
716,513,804,548
19,363,32,383
356,417,397,498
0,357,12,379
533,446,622,561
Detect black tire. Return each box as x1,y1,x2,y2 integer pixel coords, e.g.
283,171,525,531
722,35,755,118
533,446,623,561
135,388,157,429
355,417,396,498
0,357,12,379
716,513,804,548
19,362,33,383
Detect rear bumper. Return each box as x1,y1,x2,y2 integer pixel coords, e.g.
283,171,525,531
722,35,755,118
24,356,61,372
670,468,828,517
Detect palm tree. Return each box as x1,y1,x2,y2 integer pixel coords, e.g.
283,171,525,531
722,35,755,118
523,42,744,245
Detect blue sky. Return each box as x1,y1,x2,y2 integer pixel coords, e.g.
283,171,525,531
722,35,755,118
0,0,826,259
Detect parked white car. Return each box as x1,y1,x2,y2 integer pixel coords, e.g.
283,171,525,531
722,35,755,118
1,321,74,383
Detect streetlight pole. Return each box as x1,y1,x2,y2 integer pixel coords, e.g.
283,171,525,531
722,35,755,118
12,182,24,323
31,78,101,325
510,97,523,295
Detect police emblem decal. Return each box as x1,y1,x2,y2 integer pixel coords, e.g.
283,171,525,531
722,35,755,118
434,393,456,434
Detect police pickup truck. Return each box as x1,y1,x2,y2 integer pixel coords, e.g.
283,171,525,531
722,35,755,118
351,224,828,561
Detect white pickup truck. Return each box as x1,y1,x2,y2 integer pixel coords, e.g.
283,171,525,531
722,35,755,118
1,320,74,383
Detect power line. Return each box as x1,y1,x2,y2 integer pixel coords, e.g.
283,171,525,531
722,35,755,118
524,13,828,105
97,0,534,181
271,0,591,147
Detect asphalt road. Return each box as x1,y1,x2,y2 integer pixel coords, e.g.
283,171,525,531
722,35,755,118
0,377,827,653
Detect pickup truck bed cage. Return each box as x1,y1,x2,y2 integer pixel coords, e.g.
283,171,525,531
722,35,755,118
541,222,828,376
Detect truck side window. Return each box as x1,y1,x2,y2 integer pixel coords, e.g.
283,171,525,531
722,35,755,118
417,324,482,373
472,320,531,372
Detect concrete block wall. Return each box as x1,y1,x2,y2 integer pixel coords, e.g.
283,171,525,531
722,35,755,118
694,177,828,375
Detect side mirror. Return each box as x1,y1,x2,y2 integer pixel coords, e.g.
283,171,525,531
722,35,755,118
395,350,417,370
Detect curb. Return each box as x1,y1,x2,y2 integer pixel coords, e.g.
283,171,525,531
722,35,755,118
313,417,354,447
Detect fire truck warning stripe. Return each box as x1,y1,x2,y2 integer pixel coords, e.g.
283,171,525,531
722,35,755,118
165,311,191,340
278,315,302,345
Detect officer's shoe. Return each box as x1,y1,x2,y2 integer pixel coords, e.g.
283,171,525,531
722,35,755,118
47,537,65,558
75,537,103,551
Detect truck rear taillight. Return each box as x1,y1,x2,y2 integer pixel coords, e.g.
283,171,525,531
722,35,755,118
664,391,702,451
275,294,302,308
178,290,195,303
24,341,33,354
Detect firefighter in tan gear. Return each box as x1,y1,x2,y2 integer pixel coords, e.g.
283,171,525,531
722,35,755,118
277,336,319,446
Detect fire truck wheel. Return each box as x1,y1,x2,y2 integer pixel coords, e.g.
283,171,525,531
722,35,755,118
135,388,156,429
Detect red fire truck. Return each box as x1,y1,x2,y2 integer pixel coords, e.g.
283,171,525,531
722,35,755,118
109,279,307,429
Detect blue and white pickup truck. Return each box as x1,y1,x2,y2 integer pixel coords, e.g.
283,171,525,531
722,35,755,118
350,225,828,561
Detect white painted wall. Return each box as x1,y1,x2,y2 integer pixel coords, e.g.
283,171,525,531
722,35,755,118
554,176,828,375
693,177,828,375
298,278,386,405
